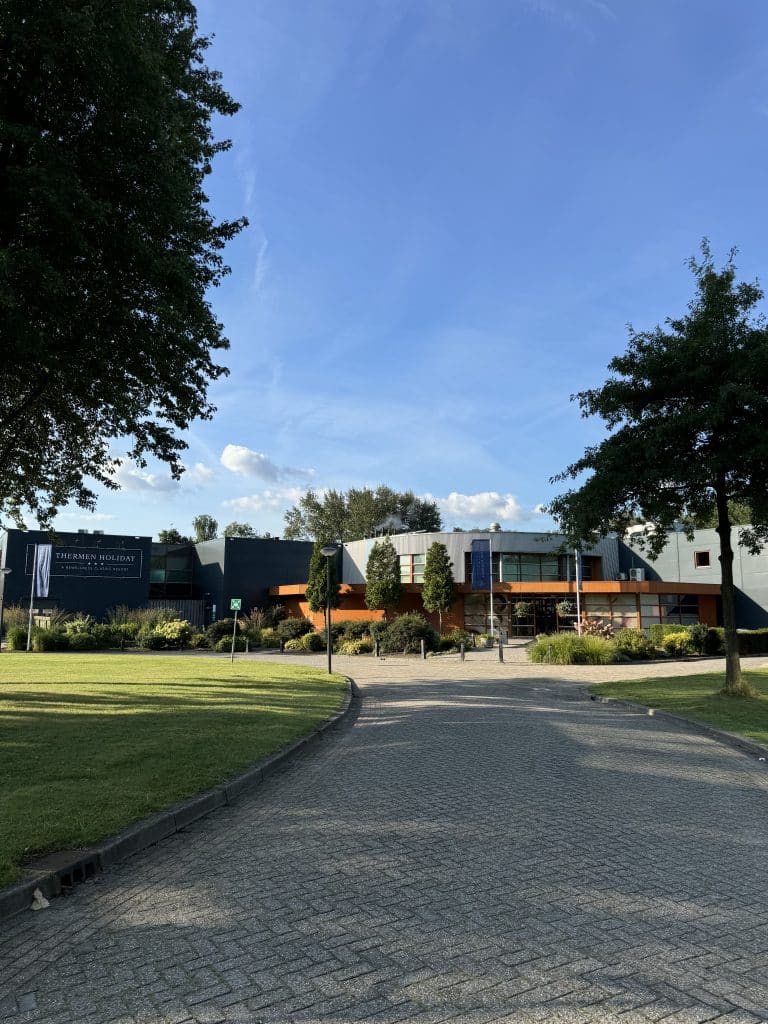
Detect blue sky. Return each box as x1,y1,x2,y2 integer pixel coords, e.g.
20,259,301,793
58,0,768,538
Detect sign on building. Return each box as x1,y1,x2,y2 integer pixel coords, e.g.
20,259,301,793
25,545,143,581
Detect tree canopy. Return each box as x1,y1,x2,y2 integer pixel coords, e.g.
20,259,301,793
283,486,441,542
192,514,218,542
364,538,402,618
157,527,191,545
548,241,768,696
0,1,246,527
223,521,257,538
422,542,455,632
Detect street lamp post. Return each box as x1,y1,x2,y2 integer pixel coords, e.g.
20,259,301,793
0,567,12,651
320,545,339,674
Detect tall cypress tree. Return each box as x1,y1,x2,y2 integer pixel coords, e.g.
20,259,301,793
306,541,340,629
364,539,402,619
422,542,455,633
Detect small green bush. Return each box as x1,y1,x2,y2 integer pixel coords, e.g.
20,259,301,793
528,633,617,665
188,632,209,649
300,631,326,652
649,623,692,647
152,619,194,648
660,630,695,657
368,620,388,641
214,635,247,653
275,617,314,642
688,622,710,654
337,637,374,655
260,627,280,648
441,627,473,650
736,628,768,655
703,626,725,655
204,618,240,646
283,637,303,651
381,613,439,654
613,628,655,660
31,628,59,652
330,619,376,642
5,626,27,650
68,632,97,651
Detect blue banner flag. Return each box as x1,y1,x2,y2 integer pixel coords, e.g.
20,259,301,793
471,539,491,591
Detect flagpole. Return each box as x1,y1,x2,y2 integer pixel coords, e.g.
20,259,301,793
488,531,494,639
574,549,583,636
26,544,38,652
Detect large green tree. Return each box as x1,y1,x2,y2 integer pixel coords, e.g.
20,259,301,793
0,1,246,527
223,521,257,538
364,538,402,619
284,486,441,542
422,542,455,633
548,242,768,697
192,514,218,542
157,527,191,544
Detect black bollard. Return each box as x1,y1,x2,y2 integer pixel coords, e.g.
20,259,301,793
460,642,465,662
374,638,380,658
498,636,504,662
279,639,285,654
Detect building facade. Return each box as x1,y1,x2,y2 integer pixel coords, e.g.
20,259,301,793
272,530,721,636
0,529,314,627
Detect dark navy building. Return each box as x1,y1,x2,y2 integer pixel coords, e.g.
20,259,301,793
0,529,313,627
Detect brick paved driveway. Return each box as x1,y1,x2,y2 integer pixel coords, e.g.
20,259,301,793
3,656,768,1024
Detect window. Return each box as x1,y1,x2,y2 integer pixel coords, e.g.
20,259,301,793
399,553,426,584
694,551,710,568
660,594,699,624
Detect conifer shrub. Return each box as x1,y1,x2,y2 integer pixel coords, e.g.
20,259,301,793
381,613,439,654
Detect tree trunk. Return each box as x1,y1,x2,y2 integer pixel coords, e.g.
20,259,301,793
715,479,750,696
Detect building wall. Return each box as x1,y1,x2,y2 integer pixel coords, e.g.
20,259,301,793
620,529,768,628
342,531,620,584
0,529,152,619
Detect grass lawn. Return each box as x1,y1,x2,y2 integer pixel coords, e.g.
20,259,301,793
0,654,346,889
591,668,768,747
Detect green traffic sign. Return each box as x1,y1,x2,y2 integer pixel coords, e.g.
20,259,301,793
230,598,242,611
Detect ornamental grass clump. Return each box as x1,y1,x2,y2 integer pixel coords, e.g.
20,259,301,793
528,633,617,665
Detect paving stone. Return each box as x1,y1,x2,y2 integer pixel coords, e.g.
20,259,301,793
4,656,768,1023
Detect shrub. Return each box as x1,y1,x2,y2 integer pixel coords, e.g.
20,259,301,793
2,604,28,632
703,626,725,655
188,631,209,649
6,626,27,650
215,635,247,653
283,638,303,651
688,622,709,654
660,630,695,657
300,631,326,652
649,623,692,647
262,604,287,628
152,619,194,648
368,620,388,641
581,618,614,638
440,627,474,651
112,622,139,645
528,633,617,665
338,637,374,655
275,617,314,642
68,632,97,651
30,626,57,651
330,619,376,642
381,613,439,654
613,628,655,660
260,627,280,648
476,633,494,648
736,628,768,655
204,618,240,646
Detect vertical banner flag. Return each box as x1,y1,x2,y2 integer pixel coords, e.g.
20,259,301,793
471,539,491,591
575,549,583,592
35,543,53,598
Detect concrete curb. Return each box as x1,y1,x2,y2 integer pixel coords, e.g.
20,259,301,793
0,676,360,924
583,685,768,762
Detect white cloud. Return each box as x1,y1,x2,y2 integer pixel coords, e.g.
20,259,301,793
223,488,305,514
426,491,551,526
110,462,178,493
220,444,314,483
221,445,281,481
183,462,215,486
57,511,115,522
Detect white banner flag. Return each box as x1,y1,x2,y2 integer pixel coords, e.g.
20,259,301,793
35,544,53,598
